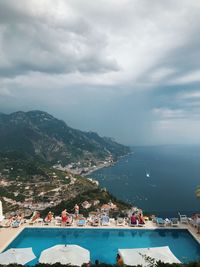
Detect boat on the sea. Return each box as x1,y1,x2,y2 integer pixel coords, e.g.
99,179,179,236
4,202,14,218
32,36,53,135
146,172,150,178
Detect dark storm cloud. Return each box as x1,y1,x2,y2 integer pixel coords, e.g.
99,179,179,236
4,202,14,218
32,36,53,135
0,0,200,145
0,1,119,77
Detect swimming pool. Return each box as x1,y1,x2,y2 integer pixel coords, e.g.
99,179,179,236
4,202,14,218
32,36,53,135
5,228,200,265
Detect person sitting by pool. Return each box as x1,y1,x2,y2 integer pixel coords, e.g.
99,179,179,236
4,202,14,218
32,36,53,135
130,213,138,225
61,209,69,225
138,213,145,225
45,211,53,223
95,259,99,265
30,211,40,224
15,214,24,224
116,253,123,265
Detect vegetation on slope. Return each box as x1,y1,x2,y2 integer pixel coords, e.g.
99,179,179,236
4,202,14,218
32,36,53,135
40,188,131,218
0,111,130,165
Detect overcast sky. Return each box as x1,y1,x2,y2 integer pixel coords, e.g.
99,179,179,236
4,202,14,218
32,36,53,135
0,0,200,145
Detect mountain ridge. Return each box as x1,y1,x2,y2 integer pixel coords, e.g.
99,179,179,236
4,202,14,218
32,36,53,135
0,110,130,165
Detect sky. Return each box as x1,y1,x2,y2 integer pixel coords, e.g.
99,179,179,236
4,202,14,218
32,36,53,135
0,0,200,145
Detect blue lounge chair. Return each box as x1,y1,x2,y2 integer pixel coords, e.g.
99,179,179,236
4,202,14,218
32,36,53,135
101,215,110,226
156,217,165,227
77,218,86,226
11,220,21,228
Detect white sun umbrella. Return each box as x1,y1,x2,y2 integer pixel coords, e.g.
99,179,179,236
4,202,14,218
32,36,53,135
118,246,181,266
0,248,36,265
39,245,90,266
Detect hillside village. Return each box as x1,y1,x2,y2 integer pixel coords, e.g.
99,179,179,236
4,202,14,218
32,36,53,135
0,111,131,218
0,156,130,218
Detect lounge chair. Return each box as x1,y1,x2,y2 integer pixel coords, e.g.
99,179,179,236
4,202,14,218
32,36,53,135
170,218,179,227
178,212,188,224
138,221,145,227
77,217,87,226
55,216,62,226
101,214,110,226
156,217,165,227
36,218,44,225
91,216,100,226
117,217,126,226
11,220,21,228
44,212,54,225
29,211,40,225
188,215,200,228
66,215,73,226
164,218,171,226
0,219,11,228
129,220,138,227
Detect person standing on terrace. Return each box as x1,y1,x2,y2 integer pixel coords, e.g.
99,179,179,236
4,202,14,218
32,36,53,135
74,204,79,219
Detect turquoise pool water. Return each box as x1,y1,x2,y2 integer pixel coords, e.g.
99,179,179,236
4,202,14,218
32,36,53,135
6,228,200,265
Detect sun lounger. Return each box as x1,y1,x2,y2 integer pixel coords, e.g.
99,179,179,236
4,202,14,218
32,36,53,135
44,211,54,225
188,215,200,228
91,216,100,226
170,218,179,227
66,215,73,226
156,218,165,227
77,218,87,226
129,220,138,227
138,222,145,227
117,217,126,226
36,218,44,225
11,220,21,228
164,218,171,226
178,212,188,224
101,215,110,226
29,211,41,225
0,219,11,228
54,216,62,226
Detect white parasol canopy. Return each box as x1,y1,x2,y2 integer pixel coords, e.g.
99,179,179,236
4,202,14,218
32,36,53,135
39,244,90,266
0,248,36,265
118,246,181,266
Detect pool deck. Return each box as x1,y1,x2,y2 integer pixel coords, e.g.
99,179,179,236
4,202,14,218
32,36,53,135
1,220,200,253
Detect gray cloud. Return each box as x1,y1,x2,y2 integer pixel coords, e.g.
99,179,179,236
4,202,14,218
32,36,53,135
0,1,120,77
0,0,200,145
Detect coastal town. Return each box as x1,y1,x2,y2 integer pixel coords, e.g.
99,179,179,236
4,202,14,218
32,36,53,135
0,154,118,217
53,155,114,176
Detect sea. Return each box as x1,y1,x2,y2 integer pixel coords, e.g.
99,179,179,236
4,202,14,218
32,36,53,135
90,145,200,218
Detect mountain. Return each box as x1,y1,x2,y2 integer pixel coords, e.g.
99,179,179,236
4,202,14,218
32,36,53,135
0,111,130,165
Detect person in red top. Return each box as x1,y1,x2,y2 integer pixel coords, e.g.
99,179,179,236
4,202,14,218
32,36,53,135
61,209,69,225
130,213,138,225
138,213,145,225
